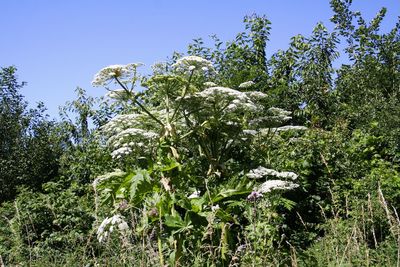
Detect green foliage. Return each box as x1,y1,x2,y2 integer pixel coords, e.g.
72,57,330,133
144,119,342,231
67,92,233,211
0,66,61,202
187,14,271,89
0,184,94,263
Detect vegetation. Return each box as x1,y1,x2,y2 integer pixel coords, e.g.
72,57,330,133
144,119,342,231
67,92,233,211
1,1,399,266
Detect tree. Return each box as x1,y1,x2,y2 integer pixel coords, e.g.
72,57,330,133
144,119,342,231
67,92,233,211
0,66,60,202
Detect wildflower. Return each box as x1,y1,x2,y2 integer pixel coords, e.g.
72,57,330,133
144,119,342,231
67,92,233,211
249,114,292,127
198,87,259,112
105,127,159,159
247,191,263,201
211,204,220,211
238,81,255,88
179,86,261,115
198,87,247,100
204,81,217,87
106,89,131,100
246,166,298,180
107,128,158,147
111,146,133,159
268,107,291,116
258,180,299,193
248,107,293,127
118,199,128,210
247,166,275,179
92,63,143,87
97,214,129,243
101,114,142,134
93,169,126,188
299,102,307,110
243,129,258,135
270,126,308,132
188,190,200,199
245,91,268,101
172,55,215,73
148,208,159,218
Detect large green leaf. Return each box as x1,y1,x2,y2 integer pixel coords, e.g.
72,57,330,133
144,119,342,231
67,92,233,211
129,169,153,204
212,188,251,203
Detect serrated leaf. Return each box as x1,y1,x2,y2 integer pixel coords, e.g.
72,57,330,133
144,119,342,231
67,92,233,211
129,170,153,204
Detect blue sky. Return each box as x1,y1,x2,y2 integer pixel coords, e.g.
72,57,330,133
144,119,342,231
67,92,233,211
1,0,399,118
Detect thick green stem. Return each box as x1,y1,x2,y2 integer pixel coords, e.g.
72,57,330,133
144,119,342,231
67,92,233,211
170,70,194,122
115,77,164,127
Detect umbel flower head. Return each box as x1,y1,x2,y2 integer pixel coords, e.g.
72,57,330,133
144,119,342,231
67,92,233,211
181,86,259,113
246,166,299,199
172,55,215,74
92,63,143,87
204,81,217,88
105,89,132,100
93,169,126,188
246,166,298,180
97,214,129,243
258,180,299,193
106,128,159,159
238,81,255,89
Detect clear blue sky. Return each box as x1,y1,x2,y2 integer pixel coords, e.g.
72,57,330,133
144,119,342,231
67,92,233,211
1,0,399,118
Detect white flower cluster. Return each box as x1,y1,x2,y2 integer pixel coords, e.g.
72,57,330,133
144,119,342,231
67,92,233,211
268,107,292,117
204,81,217,88
256,126,308,137
93,169,126,188
106,128,158,159
107,128,158,145
196,87,259,112
106,89,131,100
100,110,175,160
269,126,308,132
246,106,292,128
226,100,257,112
247,166,298,180
92,63,143,87
111,146,134,159
238,81,255,89
211,204,220,212
172,56,215,73
101,114,142,135
258,180,299,193
246,169,299,199
188,190,200,199
249,115,291,127
245,91,268,101
197,87,246,99
243,129,258,136
97,214,129,243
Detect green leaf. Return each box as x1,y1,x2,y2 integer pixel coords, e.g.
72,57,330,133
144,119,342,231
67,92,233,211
280,197,296,210
129,170,153,204
164,213,185,229
212,188,251,203
160,159,181,172
190,197,205,213
215,209,238,224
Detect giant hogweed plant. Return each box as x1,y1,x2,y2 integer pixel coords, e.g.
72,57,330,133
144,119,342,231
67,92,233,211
91,56,304,265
